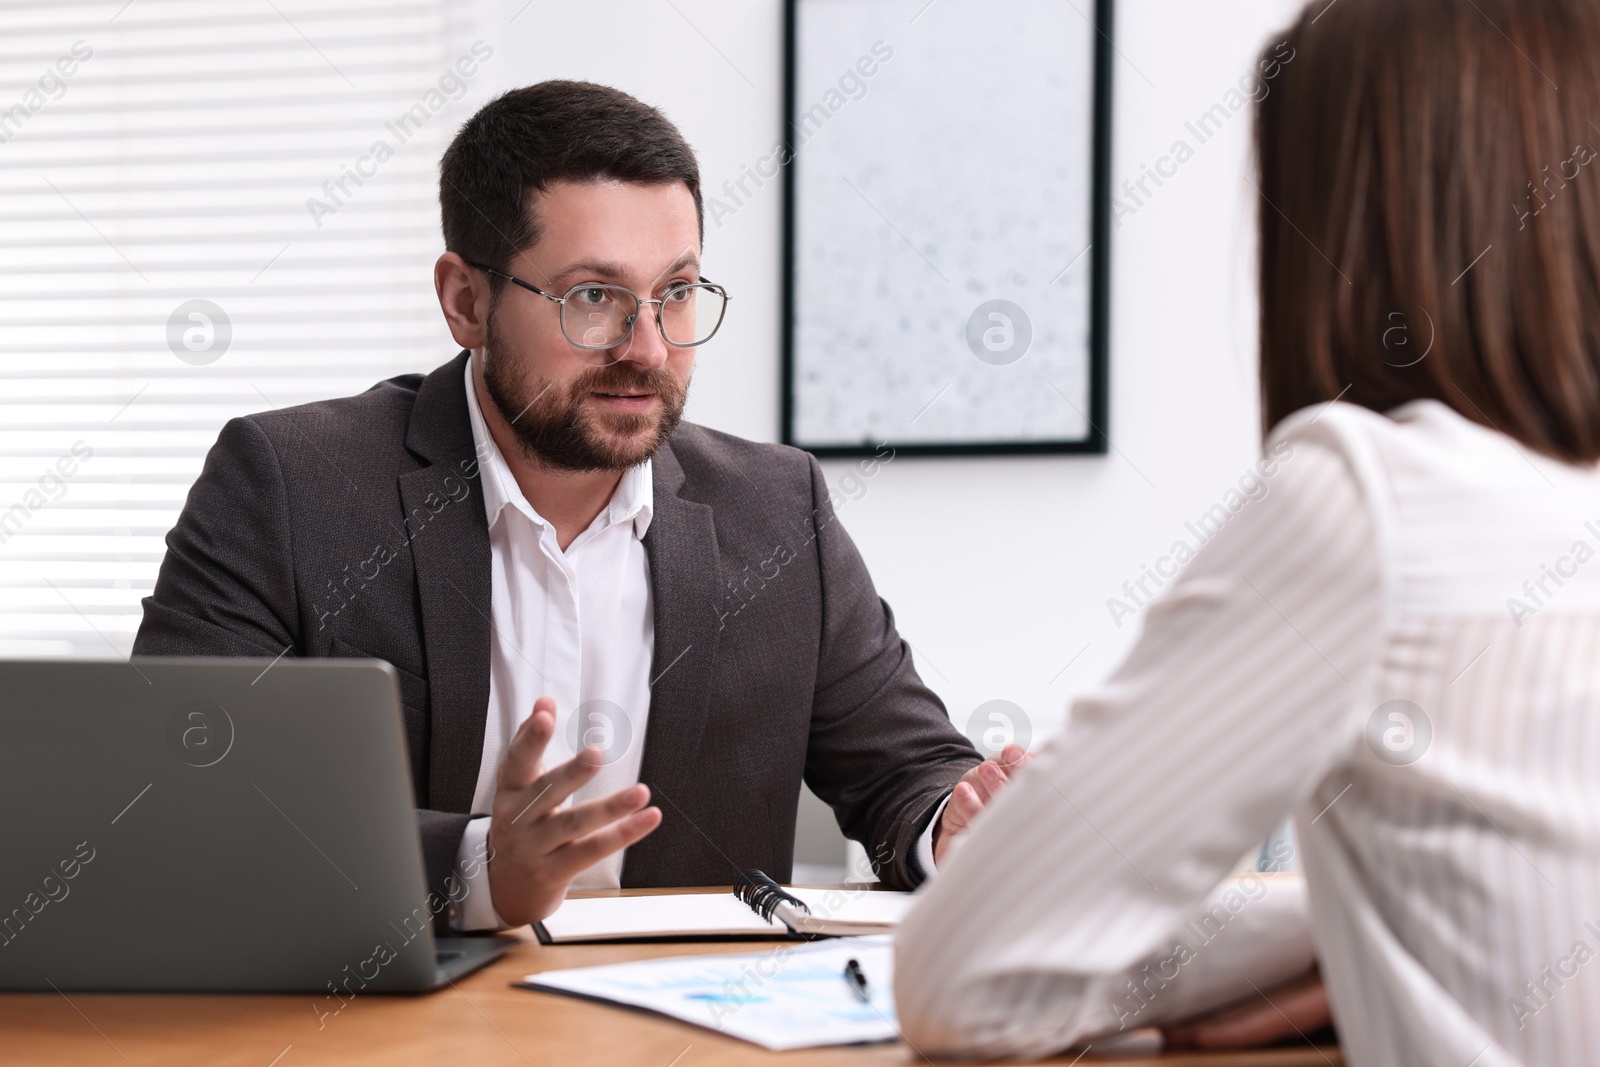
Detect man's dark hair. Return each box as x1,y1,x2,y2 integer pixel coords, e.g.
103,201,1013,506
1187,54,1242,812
439,80,703,290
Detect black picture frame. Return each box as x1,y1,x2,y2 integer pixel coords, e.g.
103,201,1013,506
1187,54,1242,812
780,0,1115,458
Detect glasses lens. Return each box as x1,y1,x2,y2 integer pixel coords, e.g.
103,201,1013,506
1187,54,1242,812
660,284,727,346
561,285,637,349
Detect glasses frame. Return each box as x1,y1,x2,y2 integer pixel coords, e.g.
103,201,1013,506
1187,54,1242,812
467,261,730,350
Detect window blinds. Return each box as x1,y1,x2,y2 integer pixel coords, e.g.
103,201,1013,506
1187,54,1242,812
0,0,481,656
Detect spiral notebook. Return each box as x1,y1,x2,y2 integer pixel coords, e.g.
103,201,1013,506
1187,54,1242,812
533,870,913,944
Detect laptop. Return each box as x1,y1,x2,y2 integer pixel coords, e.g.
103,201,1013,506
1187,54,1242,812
0,657,513,992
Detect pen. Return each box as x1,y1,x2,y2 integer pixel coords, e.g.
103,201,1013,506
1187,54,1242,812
842,957,870,1003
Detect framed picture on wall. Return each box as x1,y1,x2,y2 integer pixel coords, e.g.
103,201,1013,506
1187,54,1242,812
782,0,1114,457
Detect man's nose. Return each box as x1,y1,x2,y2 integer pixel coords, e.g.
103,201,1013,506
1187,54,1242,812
610,309,673,368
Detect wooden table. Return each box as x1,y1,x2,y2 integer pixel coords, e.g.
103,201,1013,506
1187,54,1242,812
0,888,1343,1067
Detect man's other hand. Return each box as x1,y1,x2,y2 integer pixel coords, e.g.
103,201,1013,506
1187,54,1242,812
485,696,662,926
932,743,1031,867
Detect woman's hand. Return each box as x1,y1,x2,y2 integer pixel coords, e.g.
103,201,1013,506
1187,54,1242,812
1161,970,1331,1050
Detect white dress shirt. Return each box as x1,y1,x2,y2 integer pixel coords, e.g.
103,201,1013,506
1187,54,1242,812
896,400,1600,1066
455,363,656,929
455,364,943,930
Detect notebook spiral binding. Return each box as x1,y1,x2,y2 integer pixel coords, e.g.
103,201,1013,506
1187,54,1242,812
733,869,812,934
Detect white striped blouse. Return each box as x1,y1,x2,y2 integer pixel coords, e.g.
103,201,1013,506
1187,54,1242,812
895,400,1600,1066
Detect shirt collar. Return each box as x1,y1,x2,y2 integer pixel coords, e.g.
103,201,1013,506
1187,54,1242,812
462,360,654,541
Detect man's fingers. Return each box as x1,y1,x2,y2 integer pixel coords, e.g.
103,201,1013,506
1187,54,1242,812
998,743,1031,771
965,758,1008,804
933,781,983,866
497,699,557,792
945,780,982,830
953,748,1031,820
541,783,652,845
548,806,663,875
502,745,606,825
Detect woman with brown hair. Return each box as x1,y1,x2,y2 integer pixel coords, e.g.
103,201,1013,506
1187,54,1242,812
895,1,1600,1063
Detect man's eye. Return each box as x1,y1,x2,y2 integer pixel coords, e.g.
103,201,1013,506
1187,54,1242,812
663,285,693,304
576,287,610,306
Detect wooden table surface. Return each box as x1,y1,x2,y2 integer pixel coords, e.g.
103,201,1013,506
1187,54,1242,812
0,887,1343,1067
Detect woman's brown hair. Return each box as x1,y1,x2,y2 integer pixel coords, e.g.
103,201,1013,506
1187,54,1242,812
1256,0,1600,462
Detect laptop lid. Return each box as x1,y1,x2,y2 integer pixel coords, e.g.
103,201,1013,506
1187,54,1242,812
0,657,456,993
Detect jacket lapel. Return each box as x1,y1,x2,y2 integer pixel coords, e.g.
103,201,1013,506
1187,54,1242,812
400,351,492,813
626,439,723,881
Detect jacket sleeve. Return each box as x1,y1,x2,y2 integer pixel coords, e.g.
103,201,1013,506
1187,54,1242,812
800,454,981,889
134,416,300,658
133,415,471,931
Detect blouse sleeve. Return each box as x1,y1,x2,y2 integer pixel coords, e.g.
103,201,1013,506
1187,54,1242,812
893,428,1384,1059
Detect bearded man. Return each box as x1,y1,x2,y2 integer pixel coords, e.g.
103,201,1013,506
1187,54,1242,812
134,81,1025,932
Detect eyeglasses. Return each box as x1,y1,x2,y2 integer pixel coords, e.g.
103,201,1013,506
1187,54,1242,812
468,261,730,351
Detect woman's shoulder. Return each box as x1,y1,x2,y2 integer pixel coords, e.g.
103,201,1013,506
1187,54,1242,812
1271,397,1591,494
1269,397,1463,456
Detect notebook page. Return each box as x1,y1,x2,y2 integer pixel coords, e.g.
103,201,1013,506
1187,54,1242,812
540,893,782,941
785,887,914,927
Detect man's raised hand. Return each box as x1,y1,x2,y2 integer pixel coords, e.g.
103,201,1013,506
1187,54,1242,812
485,696,661,926
932,743,1032,867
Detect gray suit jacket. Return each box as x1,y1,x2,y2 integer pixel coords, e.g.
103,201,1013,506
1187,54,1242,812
133,351,979,909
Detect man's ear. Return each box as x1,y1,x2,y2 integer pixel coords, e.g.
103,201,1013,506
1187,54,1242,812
434,252,490,349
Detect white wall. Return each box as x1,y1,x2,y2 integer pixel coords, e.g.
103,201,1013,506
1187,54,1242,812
485,0,1304,750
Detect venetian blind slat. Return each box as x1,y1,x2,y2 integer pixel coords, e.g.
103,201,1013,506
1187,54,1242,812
0,0,484,656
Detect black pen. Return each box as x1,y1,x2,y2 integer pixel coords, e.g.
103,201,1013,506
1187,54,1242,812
842,957,870,1003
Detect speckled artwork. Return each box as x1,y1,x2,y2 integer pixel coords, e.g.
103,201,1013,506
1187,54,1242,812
788,0,1102,450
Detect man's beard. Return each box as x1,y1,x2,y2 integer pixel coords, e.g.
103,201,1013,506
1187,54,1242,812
482,313,688,473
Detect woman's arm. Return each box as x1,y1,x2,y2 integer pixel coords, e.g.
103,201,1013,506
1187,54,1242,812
894,431,1383,1059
